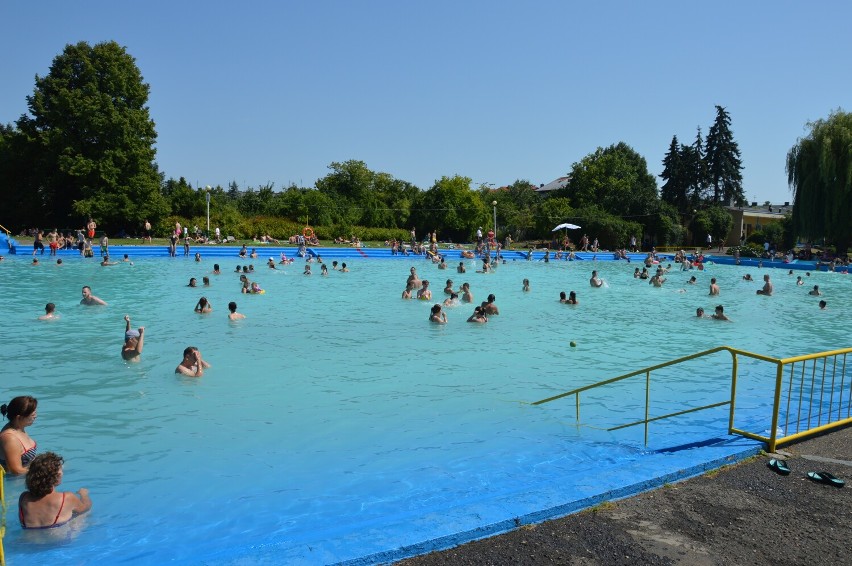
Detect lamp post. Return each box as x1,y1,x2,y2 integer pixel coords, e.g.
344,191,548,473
205,186,211,236
492,200,497,259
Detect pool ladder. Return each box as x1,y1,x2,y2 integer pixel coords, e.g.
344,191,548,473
532,345,852,451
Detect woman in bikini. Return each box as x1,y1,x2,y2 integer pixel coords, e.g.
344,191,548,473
18,452,92,529
1,395,38,475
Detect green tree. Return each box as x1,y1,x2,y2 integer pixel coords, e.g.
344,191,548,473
15,41,167,230
705,105,744,205
412,176,486,241
787,110,852,255
692,206,733,246
566,142,659,220
660,135,689,213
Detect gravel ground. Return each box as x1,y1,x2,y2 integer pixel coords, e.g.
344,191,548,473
396,426,852,566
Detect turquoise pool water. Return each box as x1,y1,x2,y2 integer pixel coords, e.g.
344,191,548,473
1,252,849,564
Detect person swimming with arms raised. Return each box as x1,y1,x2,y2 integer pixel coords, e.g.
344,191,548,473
590,270,603,288
121,315,145,361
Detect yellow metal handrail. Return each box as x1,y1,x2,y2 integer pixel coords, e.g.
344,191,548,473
0,223,10,236
1,465,6,566
533,345,852,451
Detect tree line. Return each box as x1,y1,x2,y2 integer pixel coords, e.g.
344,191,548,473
1,41,848,253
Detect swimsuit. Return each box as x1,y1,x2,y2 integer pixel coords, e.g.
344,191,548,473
19,492,68,529
0,433,36,469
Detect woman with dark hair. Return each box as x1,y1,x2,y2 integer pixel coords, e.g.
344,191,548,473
1,395,38,475
194,297,213,313
19,452,92,529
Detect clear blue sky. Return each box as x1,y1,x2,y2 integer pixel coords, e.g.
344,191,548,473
2,1,850,204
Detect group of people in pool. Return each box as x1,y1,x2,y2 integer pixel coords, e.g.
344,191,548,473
403,266,501,324
2,396,93,529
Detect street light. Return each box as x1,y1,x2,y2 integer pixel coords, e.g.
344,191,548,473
205,185,211,236
492,200,497,258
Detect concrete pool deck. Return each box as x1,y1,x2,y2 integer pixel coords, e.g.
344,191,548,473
397,426,852,566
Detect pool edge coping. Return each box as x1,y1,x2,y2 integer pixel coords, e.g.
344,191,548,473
336,440,763,566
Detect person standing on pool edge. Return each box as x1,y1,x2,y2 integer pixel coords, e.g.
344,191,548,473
176,347,211,377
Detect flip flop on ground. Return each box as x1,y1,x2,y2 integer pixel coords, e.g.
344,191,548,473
806,471,845,488
767,458,791,475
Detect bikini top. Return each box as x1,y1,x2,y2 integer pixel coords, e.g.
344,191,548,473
0,432,37,468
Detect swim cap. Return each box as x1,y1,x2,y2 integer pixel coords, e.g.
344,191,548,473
125,329,140,341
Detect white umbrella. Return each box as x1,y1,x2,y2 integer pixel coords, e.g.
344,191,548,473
552,223,581,231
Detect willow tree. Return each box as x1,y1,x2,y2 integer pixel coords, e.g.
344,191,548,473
787,110,852,255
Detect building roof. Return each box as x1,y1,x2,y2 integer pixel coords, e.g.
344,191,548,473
535,176,571,193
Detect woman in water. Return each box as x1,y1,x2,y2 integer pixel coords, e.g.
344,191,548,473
194,297,213,313
429,304,447,324
18,452,92,529
1,395,38,475
567,291,579,305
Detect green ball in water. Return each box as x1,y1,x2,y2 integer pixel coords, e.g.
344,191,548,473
570,341,577,348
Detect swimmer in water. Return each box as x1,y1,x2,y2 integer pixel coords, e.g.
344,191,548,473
321,264,329,276
340,263,349,272
589,270,603,288
467,306,487,323
17,452,92,528
80,286,107,306
38,303,58,320
228,301,246,320
559,291,568,303
457,262,466,274
429,304,447,324
566,291,578,305
444,279,455,295
417,280,432,300
175,346,211,377
443,292,459,307
460,282,473,303
756,274,773,296
696,307,707,318
194,297,213,313
483,294,499,315
711,304,731,321
188,278,197,287
522,278,530,292
121,315,145,361
808,285,822,296
709,278,720,296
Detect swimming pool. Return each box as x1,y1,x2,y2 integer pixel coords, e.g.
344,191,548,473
1,251,849,564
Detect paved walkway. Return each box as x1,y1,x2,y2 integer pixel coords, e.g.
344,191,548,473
398,426,852,565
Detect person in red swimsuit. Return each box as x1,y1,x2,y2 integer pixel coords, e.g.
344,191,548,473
18,452,92,529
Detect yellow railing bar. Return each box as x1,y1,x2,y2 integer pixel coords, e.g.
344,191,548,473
1,464,5,566
778,347,852,364
0,223,10,236
533,346,776,406
532,345,852,452
609,401,732,432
